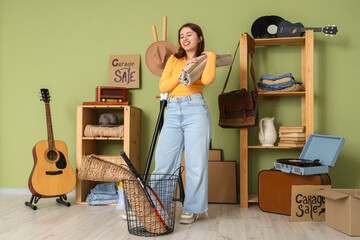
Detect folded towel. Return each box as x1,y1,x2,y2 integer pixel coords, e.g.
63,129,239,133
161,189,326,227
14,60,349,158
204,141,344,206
179,53,232,86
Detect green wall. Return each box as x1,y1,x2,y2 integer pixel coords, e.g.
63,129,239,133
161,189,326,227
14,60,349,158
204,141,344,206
1,0,359,195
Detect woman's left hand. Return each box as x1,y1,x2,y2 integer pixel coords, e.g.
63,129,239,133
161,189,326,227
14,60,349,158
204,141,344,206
201,51,214,56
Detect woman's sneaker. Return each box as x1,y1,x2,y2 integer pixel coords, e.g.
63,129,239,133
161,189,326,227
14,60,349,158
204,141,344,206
121,211,137,220
180,211,199,224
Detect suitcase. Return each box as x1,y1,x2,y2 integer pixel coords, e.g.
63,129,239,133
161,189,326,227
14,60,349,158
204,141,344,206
274,134,345,175
258,169,331,215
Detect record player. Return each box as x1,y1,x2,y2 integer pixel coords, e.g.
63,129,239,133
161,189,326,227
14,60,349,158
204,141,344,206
274,134,345,175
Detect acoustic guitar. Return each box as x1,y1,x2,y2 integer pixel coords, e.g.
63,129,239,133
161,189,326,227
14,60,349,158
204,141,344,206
28,89,76,197
277,20,338,38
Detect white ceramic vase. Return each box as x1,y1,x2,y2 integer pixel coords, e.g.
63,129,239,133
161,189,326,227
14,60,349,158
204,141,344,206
258,117,277,147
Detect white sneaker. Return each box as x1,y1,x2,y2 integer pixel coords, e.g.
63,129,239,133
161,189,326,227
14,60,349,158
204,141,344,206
121,211,136,220
121,211,127,220
179,211,199,224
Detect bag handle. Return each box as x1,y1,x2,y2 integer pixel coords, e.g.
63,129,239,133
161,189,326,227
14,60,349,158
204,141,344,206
221,40,257,94
249,52,258,94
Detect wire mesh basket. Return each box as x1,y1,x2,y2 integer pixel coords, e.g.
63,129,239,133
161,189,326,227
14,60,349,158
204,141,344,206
123,174,179,237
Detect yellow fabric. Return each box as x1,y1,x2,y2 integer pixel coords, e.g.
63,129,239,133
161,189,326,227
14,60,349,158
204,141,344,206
159,52,216,97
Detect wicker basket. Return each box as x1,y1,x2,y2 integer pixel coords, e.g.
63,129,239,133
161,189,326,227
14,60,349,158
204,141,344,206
78,154,131,182
123,174,178,236
78,154,168,234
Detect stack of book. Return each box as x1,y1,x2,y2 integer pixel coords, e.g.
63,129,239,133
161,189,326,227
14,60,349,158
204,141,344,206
278,126,306,147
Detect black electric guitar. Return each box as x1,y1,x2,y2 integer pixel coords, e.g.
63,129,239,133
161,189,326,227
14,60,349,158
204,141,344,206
277,20,338,38
28,89,76,197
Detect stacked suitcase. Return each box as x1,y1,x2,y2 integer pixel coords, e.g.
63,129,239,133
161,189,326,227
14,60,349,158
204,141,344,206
258,134,344,215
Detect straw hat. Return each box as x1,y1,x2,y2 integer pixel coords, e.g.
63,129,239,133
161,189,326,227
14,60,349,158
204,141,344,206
145,41,177,76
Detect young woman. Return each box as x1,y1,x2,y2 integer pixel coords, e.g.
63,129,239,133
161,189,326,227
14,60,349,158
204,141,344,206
153,23,216,224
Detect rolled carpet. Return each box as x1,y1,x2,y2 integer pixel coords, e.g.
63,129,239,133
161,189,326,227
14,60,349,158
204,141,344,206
179,53,232,86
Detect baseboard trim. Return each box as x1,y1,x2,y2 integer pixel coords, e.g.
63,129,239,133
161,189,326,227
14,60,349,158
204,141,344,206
0,188,75,197
0,188,31,195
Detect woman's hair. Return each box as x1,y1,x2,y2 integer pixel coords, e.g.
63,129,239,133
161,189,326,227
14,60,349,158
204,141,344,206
174,23,205,59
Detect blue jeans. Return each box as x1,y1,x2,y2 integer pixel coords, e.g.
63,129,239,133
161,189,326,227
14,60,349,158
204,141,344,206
257,80,303,91
86,182,119,205
259,72,294,81
153,93,212,214
90,182,117,194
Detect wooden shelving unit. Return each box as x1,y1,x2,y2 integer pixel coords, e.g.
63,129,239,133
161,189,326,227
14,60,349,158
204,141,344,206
75,104,141,204
247,146,303,149
239,31,314,208
258,91,305,96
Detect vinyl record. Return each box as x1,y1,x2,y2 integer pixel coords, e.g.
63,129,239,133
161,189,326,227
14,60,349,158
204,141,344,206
276,158,321,167
251,15,284,39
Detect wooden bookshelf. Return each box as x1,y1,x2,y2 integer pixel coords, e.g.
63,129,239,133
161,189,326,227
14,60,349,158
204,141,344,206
239,31,314,207
75,104,141,205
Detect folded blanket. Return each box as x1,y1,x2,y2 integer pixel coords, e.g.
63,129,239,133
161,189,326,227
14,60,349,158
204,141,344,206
179,53,232,86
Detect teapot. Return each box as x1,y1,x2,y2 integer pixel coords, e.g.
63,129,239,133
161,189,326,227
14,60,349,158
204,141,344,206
259,117,277,146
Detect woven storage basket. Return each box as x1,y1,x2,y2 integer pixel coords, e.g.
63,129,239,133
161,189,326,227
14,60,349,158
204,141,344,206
78,154,167,234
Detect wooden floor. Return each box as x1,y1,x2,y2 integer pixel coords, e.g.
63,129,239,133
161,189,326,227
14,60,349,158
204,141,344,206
0,194,358,240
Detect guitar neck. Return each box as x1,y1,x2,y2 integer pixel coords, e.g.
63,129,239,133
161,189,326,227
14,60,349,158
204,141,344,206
303,27,323,32
45,103,55,150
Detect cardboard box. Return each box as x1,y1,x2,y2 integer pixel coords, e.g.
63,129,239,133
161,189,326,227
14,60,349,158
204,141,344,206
176,151,237,203
178,149,222,186
208,161,237,203
108,54,140,89
208,149,222,161
290,185,331,222
315,189,360,236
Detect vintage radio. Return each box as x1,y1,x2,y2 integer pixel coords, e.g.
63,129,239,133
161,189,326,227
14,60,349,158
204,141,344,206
97,86,127,103
83,86,129,105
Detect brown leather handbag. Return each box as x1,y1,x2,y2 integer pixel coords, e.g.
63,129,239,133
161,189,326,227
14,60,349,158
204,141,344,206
218,42,258,128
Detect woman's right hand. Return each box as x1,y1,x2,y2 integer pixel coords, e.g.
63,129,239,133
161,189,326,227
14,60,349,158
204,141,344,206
201,51,215,57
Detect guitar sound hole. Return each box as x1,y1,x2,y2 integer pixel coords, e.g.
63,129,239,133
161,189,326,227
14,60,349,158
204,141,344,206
290,27,297,34
47,150,58,161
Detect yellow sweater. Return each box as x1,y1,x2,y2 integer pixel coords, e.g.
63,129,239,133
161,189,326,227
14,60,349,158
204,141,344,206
159,52,216,97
